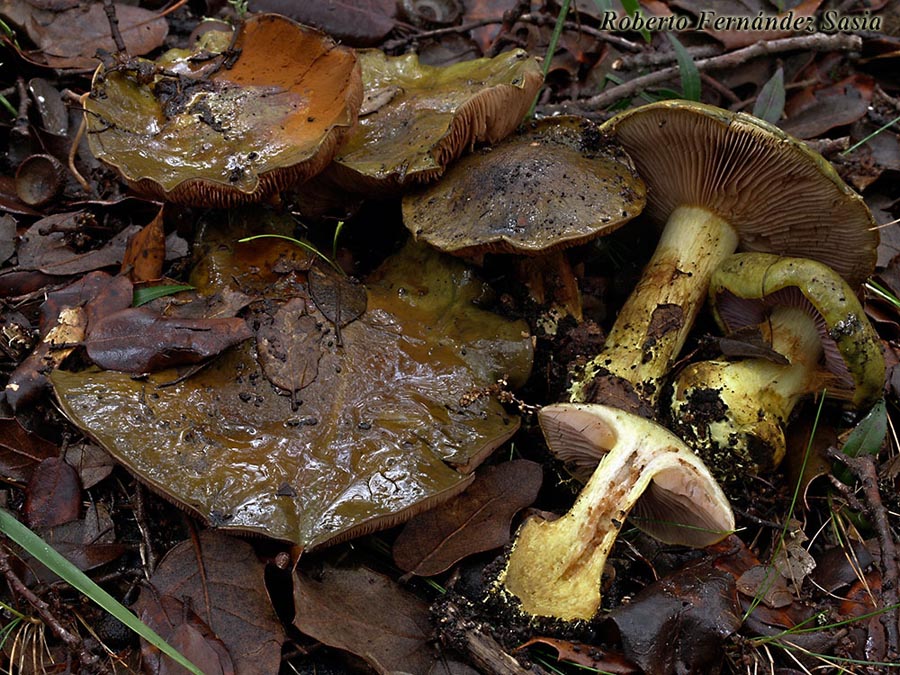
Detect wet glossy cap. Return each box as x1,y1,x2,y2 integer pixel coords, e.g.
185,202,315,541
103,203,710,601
84,14,362,206
402,116,646,256
604,100,878,287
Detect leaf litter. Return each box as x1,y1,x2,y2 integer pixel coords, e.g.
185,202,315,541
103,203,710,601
0,2,899,674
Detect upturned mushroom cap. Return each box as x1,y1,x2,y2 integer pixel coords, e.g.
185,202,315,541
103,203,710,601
402,116,646,257
83,15,362,206
498,403,733,620
669,253,885,479
327,48,543,193
604,100,878,287
711,253,884,407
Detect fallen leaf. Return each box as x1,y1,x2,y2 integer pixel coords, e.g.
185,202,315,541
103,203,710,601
2,2,168,69
606,562,741,675
517,637,638,673
255,298,322,402
308,265,367,327
24,456,80,528
132,531,285,675
0,416,58,484
249,0,397,46
140,595,235,675
122,207,166,282
294,564,439,674
63,441,115,490
0,213,14,264
781,74,876,139
83,308,253,373
671,0,823,49
393,460,543,576
16,213,141,276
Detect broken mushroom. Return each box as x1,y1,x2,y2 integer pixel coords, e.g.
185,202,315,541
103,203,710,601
83,14,362,206
669,252,885,479
568,101,878,416
497,402,734,621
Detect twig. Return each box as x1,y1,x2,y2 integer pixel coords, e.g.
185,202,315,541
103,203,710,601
65,91,92,194
0,542,101,672
579,32,862,110
102,0,128,55
381,18,501,51
519,13,643,53
825,447,900,660
488,0,532,56
614,44,721,70
132,482,158,576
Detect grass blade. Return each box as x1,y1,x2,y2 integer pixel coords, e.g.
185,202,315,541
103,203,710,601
667,33,701,101
0,508,203,675
753,66,785,123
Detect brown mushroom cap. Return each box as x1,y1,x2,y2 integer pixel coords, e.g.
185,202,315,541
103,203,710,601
605,100,878,287
83,14,362,207
401,116,647,257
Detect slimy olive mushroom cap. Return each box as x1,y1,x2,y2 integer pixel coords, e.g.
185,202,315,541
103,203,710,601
569,100,878,414
402,116,646,257
83,14,363,207
497,402,733,621
669,252,885,479
327,48,543,193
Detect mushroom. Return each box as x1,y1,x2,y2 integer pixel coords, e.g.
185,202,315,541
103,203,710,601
568,101,878,416
83,14,362,206
325,48,543,193
496,402,734,621
668,252,885,480
401,116,646,315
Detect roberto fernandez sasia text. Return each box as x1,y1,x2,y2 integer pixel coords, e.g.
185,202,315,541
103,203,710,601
595,10,882,34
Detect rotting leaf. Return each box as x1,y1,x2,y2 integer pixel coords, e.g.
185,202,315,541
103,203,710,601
140,595,235,675
393,460,543,576
132,531,284,675
0,2,168,70
753,66,786,124
605,561,741,675
256,298,323,404
51,219,532,549
122,207,166,283
24,457,81,528
294,564,439,674
781,74,876,139
516,637,639,673
83,308,252,373
308,264,367,327
16,213,141,276
248,0,397,46
0,416,59,484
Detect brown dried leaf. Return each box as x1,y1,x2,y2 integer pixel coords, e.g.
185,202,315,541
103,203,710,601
256,298,323,400
24,456,81,528
249,0,396,46
63,441,114,490
17,213,141,276
308,265,367,327
17,2,168,69
140,595,235,675
84,308,252,373
122,207,165,282
294,565,438,673
0,416,59,484
393,460,543,576
782,74,876,139
132,531,284,675
517,637,638,673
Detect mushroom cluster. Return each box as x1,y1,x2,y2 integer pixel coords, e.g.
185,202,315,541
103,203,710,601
669,253,884,481
83,15,542,206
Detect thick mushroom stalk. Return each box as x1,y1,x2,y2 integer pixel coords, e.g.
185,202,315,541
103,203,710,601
497,403,734,621
568,101,877,415
669,253,885,479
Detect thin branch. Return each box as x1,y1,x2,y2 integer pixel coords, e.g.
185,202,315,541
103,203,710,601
614,43,721,70
579,32,862,110
825,447,900,660
102,0,127,55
